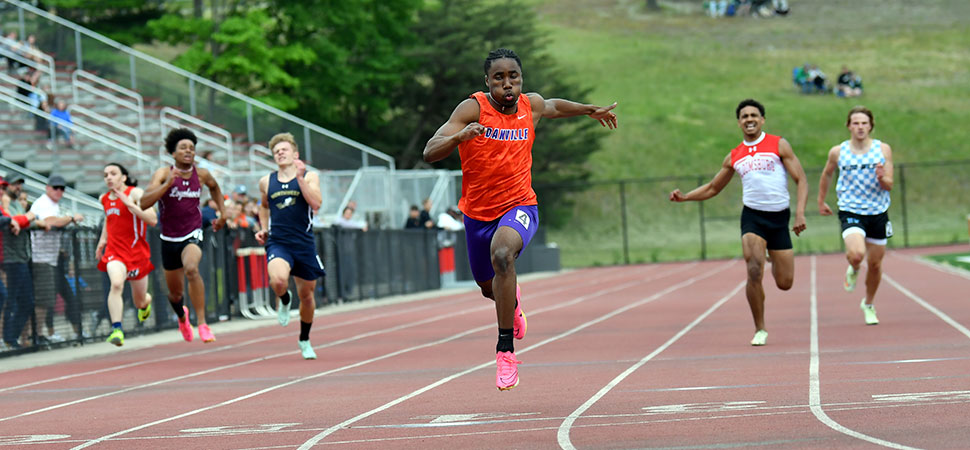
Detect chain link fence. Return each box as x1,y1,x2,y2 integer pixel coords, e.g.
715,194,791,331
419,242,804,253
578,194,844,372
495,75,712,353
543,160,970,267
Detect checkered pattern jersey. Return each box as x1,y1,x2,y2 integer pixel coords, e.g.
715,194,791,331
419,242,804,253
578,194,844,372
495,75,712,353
836,139,890,215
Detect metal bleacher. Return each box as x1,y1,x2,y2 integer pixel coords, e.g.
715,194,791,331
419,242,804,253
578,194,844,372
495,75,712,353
0,0,463,227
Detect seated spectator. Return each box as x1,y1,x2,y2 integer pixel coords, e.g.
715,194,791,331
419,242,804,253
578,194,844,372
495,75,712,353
807,64,829,94
50,100,75,148
334,206,367,231
2,31,18,73
773,0,790,15
403,205,422,229
836,65,863,97
793,64,810,93
28,84,49,131
437,207,464,231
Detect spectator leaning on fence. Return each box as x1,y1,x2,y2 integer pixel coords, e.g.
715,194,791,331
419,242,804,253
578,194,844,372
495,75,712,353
1,174,36,350
28,175,84,344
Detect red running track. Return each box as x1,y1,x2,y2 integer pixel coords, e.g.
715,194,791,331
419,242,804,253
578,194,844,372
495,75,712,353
1,245,968,449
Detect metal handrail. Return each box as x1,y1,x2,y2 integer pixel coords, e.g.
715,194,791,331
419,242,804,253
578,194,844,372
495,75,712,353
0,34,56,91
71,70,145,133
5,0,394,169
67,104,141,152
159,106,234,171
248,144,276,173
0,90,154,176
0,70,42,103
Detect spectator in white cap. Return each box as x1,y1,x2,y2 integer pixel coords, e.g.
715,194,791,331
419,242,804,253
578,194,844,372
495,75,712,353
28,175,84,343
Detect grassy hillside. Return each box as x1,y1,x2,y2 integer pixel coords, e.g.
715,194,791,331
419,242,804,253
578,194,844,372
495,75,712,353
530,0,970,175
525,0,970,266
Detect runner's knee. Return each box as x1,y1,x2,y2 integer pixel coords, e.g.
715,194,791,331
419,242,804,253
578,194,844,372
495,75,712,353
746,259,764,282
847,250,865,266
775,275,793,291
491,246,515,275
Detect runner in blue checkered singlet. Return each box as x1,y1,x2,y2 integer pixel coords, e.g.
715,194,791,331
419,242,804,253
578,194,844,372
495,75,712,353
817,106,895,326
836,139,890,215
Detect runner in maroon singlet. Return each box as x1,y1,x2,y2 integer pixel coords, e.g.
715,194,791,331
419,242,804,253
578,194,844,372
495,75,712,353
140,128,226,343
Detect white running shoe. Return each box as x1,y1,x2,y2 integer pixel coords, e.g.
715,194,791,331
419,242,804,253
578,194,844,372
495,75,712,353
277,290,292,327
860,298,879,325
844,265,858,292
750,330,768,346
298,340,317,360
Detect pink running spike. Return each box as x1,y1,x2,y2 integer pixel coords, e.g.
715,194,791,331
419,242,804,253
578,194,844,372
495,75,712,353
496,351,522,391
177,306,193,342
513,284,527,340
198,323,216,343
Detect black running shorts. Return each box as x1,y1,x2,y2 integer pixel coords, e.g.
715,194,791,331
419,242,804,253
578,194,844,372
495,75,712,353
740,206,792,250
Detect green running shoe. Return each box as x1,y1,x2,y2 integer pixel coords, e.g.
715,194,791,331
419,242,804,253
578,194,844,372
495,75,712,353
138,303,152,323
107,328,125,347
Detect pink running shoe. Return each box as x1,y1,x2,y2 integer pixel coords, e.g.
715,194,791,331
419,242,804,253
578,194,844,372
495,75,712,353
513,284,527,340
198,323,216,343
177,306,193,342
496,351,522,391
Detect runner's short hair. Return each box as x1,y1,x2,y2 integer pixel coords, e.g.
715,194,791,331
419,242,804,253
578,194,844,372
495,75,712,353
846,105,875,131
268,132,298,154
164,128,197,154
736,99,765,118
484,48,522,75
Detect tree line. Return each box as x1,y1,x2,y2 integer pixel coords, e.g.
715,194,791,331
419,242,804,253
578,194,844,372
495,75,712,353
43,0,607,228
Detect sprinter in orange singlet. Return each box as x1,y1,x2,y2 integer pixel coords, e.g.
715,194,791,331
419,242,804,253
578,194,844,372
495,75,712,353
423,48,618,391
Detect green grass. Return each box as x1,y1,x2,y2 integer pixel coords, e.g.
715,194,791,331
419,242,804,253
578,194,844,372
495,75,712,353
926,251,970,271
527,0,970,266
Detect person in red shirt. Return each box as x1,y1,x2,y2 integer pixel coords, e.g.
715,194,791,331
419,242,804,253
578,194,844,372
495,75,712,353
669,99,808,347
95,163,158,347
423,48,618,391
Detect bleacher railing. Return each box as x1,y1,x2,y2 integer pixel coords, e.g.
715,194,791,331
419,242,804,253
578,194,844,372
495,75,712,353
68,103,141,152
0,90,154,179
0,33,56,91
71,70,145,133
2,0,395,172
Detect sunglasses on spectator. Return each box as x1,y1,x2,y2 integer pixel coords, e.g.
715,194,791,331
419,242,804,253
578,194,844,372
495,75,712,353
52,186,66,191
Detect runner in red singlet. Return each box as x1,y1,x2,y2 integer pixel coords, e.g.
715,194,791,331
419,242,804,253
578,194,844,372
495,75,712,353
669,99,808,347
140,128,226,343
423,48,618,390
95,163,157,347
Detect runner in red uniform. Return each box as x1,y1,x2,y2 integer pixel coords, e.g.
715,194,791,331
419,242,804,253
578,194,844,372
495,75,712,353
424,48,618,390
670,99,808,347
95,163,157,347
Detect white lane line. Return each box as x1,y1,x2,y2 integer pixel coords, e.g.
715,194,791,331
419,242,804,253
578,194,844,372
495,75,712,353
807,255,920,450
884,274,970,340
3,267,635,419
299,260,736,450
0,296,470,394
68,264,682,449
1,303,492,424
556,279,744,449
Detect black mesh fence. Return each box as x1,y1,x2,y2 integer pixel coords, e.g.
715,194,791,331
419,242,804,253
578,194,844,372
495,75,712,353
1,225,444,357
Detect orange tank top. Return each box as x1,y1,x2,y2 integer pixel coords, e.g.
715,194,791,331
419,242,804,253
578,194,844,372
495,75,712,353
457,91,537,221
